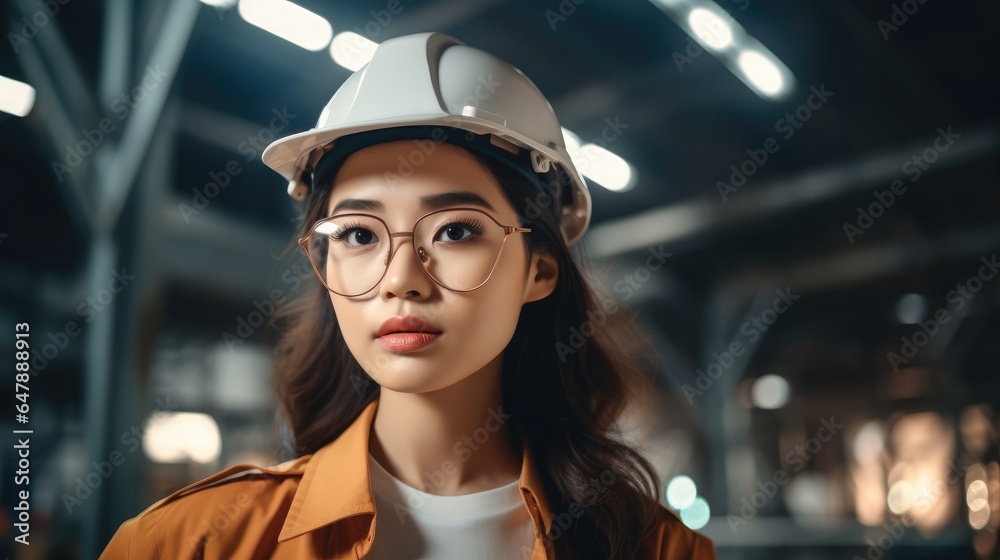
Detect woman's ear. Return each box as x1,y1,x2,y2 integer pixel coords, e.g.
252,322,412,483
523,251,559,303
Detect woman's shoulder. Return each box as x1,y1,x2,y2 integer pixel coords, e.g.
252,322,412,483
99,454,313,559
645,504,717,560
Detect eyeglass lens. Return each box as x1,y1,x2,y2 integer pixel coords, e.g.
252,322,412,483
305,209,508,295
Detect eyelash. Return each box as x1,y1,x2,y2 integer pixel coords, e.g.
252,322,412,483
330,221,365,241
328,218,487,240
445,218,486,236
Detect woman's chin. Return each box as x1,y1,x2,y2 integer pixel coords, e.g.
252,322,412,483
369,370,467,395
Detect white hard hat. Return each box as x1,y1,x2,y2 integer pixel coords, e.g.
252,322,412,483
261,31,592,246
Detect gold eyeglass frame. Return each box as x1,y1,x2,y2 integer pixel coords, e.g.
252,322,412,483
298,207,532,296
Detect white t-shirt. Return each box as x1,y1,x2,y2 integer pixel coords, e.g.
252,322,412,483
364,452,536,559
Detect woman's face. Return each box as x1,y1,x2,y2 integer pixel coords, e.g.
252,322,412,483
323,139,557,394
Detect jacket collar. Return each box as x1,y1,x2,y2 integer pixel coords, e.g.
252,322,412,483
277,398,555,543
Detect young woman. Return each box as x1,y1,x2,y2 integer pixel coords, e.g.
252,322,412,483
101,32,716,559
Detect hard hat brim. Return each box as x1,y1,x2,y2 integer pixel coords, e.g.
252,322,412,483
262,114,592,245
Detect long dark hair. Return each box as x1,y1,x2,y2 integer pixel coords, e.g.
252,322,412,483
268,140,667,559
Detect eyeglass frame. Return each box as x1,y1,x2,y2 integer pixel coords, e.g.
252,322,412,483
297,206,532,296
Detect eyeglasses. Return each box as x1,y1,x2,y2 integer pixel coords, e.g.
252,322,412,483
298,207,532,296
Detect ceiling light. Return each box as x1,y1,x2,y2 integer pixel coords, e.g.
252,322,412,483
238,0,332,52
737,49,786,97
330,31,378,70
688,7,734,50
0,75,35,117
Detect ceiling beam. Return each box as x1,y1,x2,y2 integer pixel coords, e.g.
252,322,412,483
99,0,131,107
585,126,999,259
14,40,94,233
13,0,99,125
94,0,200,235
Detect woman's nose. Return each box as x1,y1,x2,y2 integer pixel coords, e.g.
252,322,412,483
379,236,434,299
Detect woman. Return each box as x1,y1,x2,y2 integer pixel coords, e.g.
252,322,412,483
101,32,716,559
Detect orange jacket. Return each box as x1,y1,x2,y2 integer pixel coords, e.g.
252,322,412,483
100,399,716,559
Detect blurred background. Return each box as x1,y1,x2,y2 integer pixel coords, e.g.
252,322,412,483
2,0,999,558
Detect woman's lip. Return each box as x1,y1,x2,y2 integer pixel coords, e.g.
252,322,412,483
375,332,442,353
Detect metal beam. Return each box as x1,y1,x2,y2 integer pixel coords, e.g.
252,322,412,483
82,0,197,554
79,236,117,558
14,0,99,126
100,0,132,107
177,102,275,152
585,126,1000,259
14,39,94,233
156,197,297,298
99,97,179,556
722,225,1000,298
700,282,778,511
94,0,200,235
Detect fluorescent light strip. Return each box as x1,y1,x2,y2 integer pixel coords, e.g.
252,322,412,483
688,7,734,51
737,49,784,97
199,0,237,8
330,32,378,71
0,75,36,117
651,0,796,100
237,0,332,52
562,127,637,192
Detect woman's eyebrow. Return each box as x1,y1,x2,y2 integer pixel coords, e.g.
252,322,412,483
329,191,496,215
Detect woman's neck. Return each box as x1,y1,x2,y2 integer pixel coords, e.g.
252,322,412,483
368,355,522,495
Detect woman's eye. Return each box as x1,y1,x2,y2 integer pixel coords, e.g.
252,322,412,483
335,228,378,247
435,224,475,243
